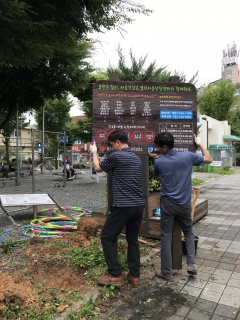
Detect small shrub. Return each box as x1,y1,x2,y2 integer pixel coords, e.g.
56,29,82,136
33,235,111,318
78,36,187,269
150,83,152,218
236,157,240,166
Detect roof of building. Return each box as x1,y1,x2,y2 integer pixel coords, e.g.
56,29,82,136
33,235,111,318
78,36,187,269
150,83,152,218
209,144,234,149
222,134,240,141
71,115,87,123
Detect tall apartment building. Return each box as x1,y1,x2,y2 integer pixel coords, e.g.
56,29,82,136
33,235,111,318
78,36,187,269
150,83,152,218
221,42,240,84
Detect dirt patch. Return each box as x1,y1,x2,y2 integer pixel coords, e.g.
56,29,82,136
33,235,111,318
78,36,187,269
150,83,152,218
94,253,192,320
0,217,98,317
0,216,186,319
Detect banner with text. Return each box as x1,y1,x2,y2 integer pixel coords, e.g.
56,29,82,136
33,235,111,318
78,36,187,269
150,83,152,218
92,80,197,154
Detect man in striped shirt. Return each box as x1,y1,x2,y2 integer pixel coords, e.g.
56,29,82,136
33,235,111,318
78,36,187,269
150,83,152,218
90,130,144,287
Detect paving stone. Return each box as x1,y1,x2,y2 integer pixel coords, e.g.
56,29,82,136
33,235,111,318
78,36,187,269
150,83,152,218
186,307,212,320
219,294,240,308
211,315,233,320
194,298,217,313
234,266,240,273
223,252,239,259
200,289,222,303
214,304,238,319
209,274,230,285
174,305,190,317
220,256,237,264
202,260,219,268
180,285,202,297
218,262,235,271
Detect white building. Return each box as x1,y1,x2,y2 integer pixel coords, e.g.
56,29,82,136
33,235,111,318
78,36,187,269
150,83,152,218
198,115,240,166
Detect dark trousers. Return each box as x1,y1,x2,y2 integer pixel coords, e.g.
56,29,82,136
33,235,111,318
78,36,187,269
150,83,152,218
160,197,195,275
63,168,75,179
101,205,144,278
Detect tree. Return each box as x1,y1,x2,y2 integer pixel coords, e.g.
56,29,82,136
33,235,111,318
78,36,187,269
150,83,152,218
106,46,170,82
0,0,152,128
0,114,29,164
197,80,237,121
228,104,240,137
0,41,93,129
0,0,152,69
35,97,73,168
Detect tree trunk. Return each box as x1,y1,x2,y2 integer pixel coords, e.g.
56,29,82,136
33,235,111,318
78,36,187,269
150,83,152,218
5,138,10,165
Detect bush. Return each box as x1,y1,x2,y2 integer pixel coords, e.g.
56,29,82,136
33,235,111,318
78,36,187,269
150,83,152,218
236,157,240,166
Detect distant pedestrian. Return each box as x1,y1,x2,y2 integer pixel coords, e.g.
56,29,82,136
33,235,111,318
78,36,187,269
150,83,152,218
149,132,212,280
64,156,75,180
90,130,144,287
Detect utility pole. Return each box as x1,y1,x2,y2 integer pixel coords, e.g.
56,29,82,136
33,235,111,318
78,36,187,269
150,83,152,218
15,110,20,186
41,105,45,173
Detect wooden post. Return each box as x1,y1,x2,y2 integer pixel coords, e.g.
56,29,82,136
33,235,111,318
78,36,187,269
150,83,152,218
172,218,182,270
107,170,113,213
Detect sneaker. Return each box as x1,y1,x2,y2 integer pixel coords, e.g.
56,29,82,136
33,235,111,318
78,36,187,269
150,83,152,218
123,272,140,288
155,269,173,281
97,274,123,286
187,264,197,275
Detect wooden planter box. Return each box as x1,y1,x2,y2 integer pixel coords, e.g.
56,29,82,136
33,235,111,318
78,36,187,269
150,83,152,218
92,192,208,240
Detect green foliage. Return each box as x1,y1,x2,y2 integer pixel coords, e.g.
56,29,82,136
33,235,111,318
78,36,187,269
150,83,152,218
0,41,93,129
69,116,92,143
228,104,240,137
192,178,204,186
212,167,234,175
197,80,237,121
65,298,97,319
0,0,152,128
107,45,170,82
68,239,124,283
0,1,152,69
2,291,67,320
98,285,118,299
35,97,73,158
149,178,161,193
236,157,240,166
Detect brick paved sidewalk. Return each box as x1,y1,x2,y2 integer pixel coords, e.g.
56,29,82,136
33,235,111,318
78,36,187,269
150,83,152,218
162,170,240,319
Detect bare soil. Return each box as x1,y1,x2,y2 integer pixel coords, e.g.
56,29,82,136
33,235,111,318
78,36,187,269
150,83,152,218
0,217,98,318
0,216,190,320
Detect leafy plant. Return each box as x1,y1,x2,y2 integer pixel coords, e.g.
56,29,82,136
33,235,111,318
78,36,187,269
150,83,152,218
68,239,128,284
192,178,204,186
65,298,97,319
236,157,240,166
149,178,161,193
98,285,117,299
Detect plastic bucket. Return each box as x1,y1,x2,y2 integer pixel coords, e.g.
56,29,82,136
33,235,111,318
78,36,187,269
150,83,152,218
182,236,199,255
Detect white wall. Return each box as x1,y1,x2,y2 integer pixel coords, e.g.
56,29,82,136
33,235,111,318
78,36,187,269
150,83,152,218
198,115,230,147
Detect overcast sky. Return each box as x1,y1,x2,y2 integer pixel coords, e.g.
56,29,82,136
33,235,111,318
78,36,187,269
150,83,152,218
70,0,240,116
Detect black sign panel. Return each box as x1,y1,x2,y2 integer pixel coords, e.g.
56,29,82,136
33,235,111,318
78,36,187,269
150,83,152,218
92,81,197,154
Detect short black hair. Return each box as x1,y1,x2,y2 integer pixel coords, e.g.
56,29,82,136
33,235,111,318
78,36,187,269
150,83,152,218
108,130,128,144
154,132,174,148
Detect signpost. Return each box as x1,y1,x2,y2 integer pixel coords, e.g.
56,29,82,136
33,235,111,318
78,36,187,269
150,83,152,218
92,80,197,154
92,79,198,270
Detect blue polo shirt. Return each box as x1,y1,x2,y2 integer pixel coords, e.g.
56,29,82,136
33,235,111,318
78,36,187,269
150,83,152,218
154,149,204,205
100,148,144,207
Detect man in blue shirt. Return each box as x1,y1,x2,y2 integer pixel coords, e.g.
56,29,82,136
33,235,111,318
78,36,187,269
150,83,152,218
151,132,212,280
90,130,144,287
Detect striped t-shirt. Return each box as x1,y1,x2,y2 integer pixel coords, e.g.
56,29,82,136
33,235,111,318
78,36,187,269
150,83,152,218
100,148,144,207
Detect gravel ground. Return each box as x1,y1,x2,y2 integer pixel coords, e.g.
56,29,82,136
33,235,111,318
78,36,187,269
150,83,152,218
0,169,107,242
1,166,239,243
